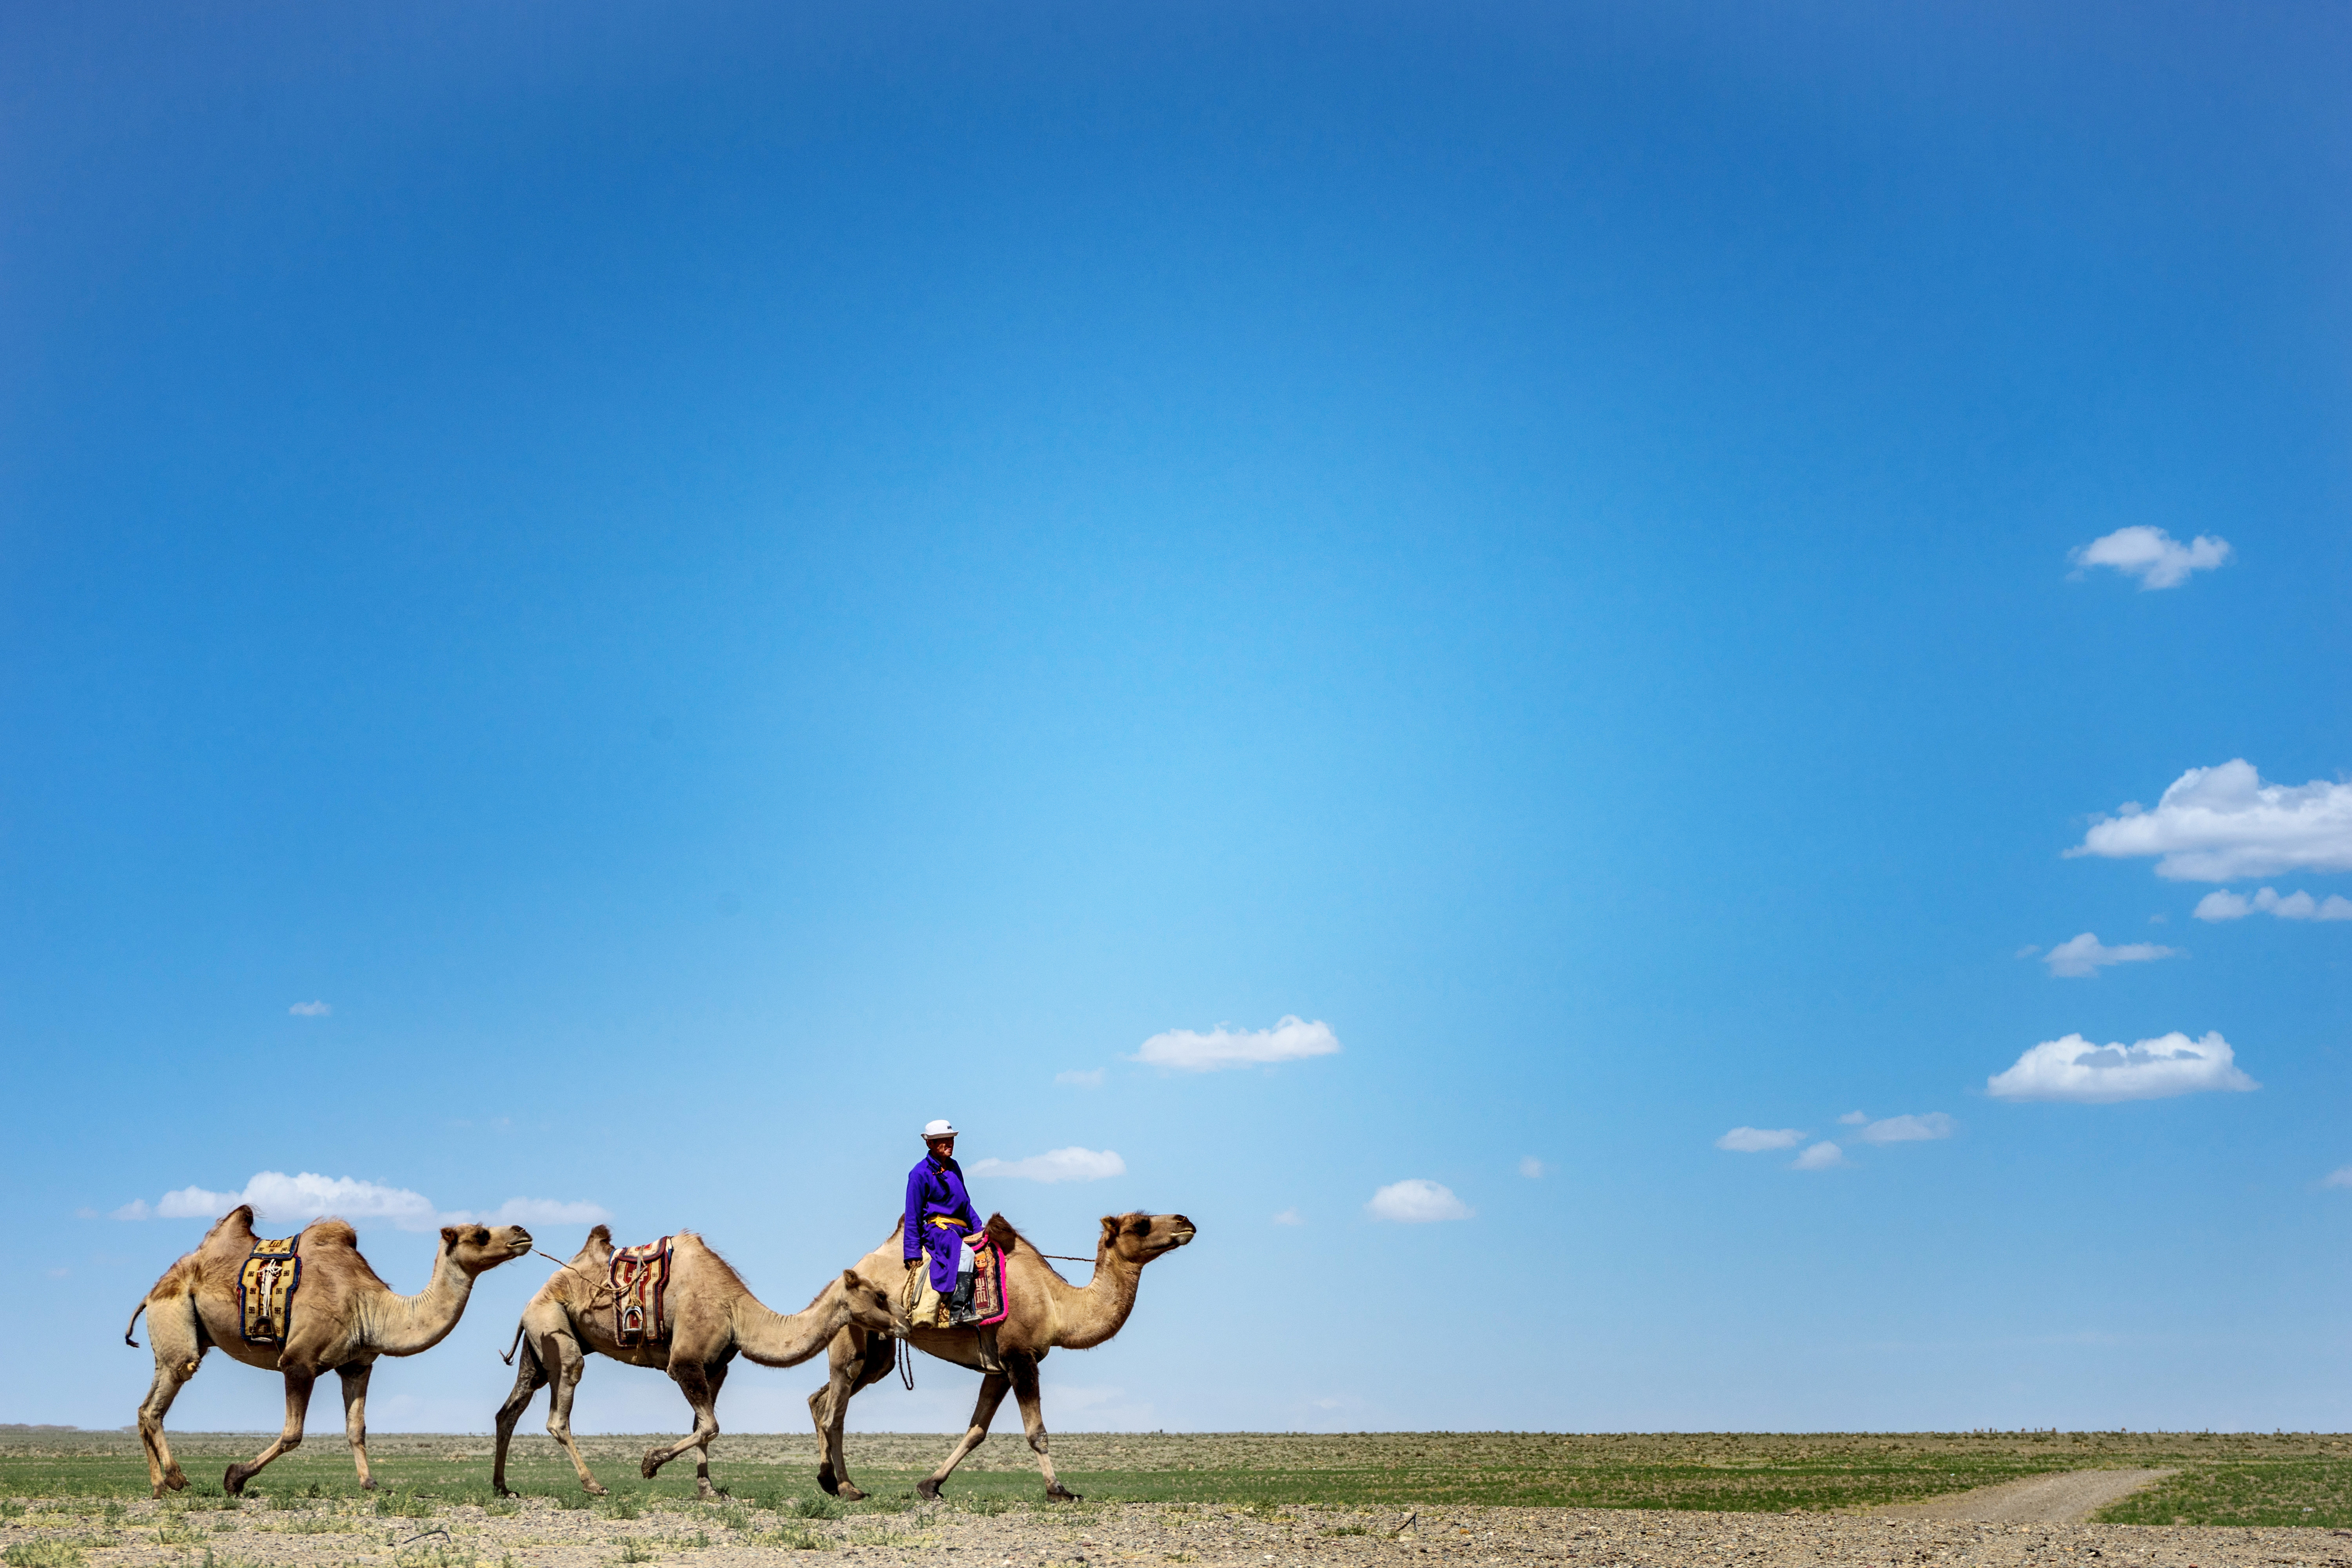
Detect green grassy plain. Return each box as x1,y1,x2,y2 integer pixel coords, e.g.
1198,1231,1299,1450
5,1431,2351,1526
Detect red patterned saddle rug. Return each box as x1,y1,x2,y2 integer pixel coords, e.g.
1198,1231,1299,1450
237,1236,302,1346
609,1237,673,1348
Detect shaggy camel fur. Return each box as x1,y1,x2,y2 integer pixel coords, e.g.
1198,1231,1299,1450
126,1205,532,1498
490,1225,907,1499
809,1210,1195,1503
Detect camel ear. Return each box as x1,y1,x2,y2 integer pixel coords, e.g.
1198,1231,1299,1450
588,1224,612,1245
841,1269,862,1291
1099,1216,1120,1247
439,1226,460,1250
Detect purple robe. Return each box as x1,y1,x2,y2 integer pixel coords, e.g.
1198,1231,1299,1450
904,1154,979,1295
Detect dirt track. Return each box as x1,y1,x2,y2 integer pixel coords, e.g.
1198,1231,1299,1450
9,1493,2352,1568
1877,1468,2179,1524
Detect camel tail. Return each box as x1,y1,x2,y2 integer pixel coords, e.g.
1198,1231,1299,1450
499,1321,526,1367
124,1301,146,1348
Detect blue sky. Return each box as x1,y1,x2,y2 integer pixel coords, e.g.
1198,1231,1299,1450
4,1,2349,1439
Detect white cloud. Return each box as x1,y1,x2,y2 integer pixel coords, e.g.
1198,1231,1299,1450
2071,761,2352,882
1986,1031,2259,1103
969,1147,1126,1183
1715,1127,1806,1152
1856,1112,1955,1144
2040,931,2182,978
2069,526,2233,589
288,1001,331,1017
111,1171,605,1231
1054,1069,1105,1087
1365,1179,1472,1223
1791,1142,1847,1171
1131,1015,1341,1072
1836,1111,1869,1125
2195,887,2352,922
1271,1207,1304,1226
2323,1168,2352,1190
1517,1156,1548,1178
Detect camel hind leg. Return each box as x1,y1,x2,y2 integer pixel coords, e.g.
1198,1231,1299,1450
135,1293,205,1497
810,1329,896,1501
914,1370,1012,1502
490,1338,550,1497
537,1327,607,1495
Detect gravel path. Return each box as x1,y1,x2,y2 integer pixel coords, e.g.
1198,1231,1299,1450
1877,1468,2179,1524
9,1494,2352,1568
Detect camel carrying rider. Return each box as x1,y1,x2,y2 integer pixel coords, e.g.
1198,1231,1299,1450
903,1120,1005,1372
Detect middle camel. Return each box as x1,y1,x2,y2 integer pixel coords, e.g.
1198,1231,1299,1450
490,1225,906,1499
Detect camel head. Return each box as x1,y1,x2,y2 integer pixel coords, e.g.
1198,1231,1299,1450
835,1269,910,1336
439,1223,534,1276
1096,1212,1196,1267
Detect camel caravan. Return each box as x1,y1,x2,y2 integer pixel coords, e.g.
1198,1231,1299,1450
125,1171,1196,1504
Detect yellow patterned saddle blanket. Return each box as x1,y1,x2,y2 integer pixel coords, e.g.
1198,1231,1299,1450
237,1237,302,1346
609,1237,673,1348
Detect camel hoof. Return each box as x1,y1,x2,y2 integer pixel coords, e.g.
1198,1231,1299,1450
361,1479,377,1492
835,1484,867,1503
640,1450,663,1479
1046,1486,1082,1503
164,1471,190,1493
223,1467,247,1496
495,1486,519,1500
915,1479,942,1503
584,1482,609,1498
816,1469,839,1497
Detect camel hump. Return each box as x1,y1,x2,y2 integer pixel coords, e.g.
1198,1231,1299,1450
204,1205,258,1244
301,1218,361,1251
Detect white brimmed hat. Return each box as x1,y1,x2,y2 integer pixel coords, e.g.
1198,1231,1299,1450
922,1120,958,1140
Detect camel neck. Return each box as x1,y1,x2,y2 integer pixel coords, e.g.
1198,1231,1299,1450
732,1280,854,1368
364,1245,475,1357
1040,1243,1142,1351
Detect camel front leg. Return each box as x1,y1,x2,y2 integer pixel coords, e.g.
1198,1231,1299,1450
1006,1354,1078,1503
689,1361,731,1499
914,1370,1012,1502
225,1367,316,1495
641,1360,721,1494
337,1359,379,1490
489,1341,548,1498
135,1296,204,1497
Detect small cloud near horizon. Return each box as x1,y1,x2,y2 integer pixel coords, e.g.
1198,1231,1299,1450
1855,1112,1955,1144
2069,525,2232,590
2071,761,2352,882
1517,1156,1547,1178
2323,1169,2352,1191
288,1001,330,1017
1792,1142,1847,1171
969,1147,1126,1183
1132,1015,1341,1073
1054,1068,1106,1087
109,1171,608,1231
1365,1179,1472,1223
2039,931,2182,978
1716,1127,1805,1153
1987,1031,2258,1103
2195,887,2352,922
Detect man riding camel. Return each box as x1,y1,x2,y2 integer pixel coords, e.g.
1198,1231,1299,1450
903,1120,1004,1373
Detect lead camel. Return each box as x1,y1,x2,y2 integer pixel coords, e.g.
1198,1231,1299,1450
808,1210,1196,1503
